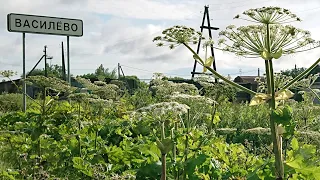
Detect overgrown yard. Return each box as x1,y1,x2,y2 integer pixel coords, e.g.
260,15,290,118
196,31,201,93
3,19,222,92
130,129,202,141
0,73,319,179
1,6,320,180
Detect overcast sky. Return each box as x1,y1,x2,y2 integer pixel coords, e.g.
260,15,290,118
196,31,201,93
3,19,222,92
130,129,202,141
1,0,320,81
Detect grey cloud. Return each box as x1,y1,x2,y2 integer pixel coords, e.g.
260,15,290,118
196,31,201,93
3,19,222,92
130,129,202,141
59,0,87,4
137,53,176,62
2,0,320,79
0,60,21,67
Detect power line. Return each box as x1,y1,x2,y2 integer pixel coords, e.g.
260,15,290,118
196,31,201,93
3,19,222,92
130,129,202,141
103,9,204,49
207,1,320,15
207,0,266,6
104,4,320,55
208,0,269,12
210,6,320,21
120,64,191,77
227,69,257,76
105,4,320,50
121,64,261,78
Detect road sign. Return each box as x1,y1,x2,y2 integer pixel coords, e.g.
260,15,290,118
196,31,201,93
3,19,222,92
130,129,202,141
7,13,83,112
7,13,83,37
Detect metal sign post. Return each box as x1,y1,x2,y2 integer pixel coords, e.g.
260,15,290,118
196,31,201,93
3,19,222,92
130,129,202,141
67,36,71,85
7,13,83,112
22,33,26,112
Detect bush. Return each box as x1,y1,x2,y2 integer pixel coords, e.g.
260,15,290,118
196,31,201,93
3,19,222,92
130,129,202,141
0,93,26,112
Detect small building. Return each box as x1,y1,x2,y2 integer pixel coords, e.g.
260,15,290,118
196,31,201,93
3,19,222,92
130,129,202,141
0,79,20,93
233,76,264,102
233,76,265,90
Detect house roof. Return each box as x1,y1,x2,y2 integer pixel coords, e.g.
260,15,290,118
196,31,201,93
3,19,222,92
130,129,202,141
234,76,265,84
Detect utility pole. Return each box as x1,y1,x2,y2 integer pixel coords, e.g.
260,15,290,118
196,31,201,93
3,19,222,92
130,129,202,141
67,36,71,85
27,55,45,77
118,64,131,93
191,5,219,83
118,63,121,79
61,42,67,81
44,45,48,77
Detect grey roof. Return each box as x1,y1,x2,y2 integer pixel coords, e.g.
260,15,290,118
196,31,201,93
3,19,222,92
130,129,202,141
234,76,265,84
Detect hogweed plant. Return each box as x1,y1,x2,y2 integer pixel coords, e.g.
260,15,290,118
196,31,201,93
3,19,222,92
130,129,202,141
75,77,120,100
166,92,218,132
133,101,190,180
153,6,320,179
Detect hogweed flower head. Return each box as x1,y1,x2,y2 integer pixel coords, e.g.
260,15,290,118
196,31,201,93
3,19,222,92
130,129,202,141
218,24,320,59
150,79,199,97
87,98,114,106
243,127,270,135
203,38,215,49
292,73,320,89
153,25,204,49
26,76,76,93
136,101,190,116
76,77,120,100
234,6,301,24
220,6,320,59
167,92,216,106
0,70,17,78
94,81,107,86
76,77,99,90
68,93,99,103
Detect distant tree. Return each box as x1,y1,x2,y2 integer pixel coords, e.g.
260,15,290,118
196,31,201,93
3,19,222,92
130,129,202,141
80,64,117,80
26,63,65,79
281,65,320,80
280,67,307,78
119,75,142,92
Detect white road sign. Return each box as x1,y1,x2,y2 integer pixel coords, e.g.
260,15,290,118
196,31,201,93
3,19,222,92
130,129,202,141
7,13,83,37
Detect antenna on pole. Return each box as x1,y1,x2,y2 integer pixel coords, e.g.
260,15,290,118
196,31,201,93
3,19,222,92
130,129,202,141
118,63,121,79
117,63,132,94
44,45,48,77
191,5,219,83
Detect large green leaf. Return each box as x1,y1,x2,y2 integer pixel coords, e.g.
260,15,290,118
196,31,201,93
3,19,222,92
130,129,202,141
271,105,293,125
185,154,208,178
72,157,93,177
291,138,299,151
136,162,162,180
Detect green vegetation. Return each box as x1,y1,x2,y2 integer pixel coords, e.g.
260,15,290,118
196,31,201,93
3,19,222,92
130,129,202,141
80,64,117,80
0,70,320,179
27,64,65,79
0,5,320,180
153,6,320,180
